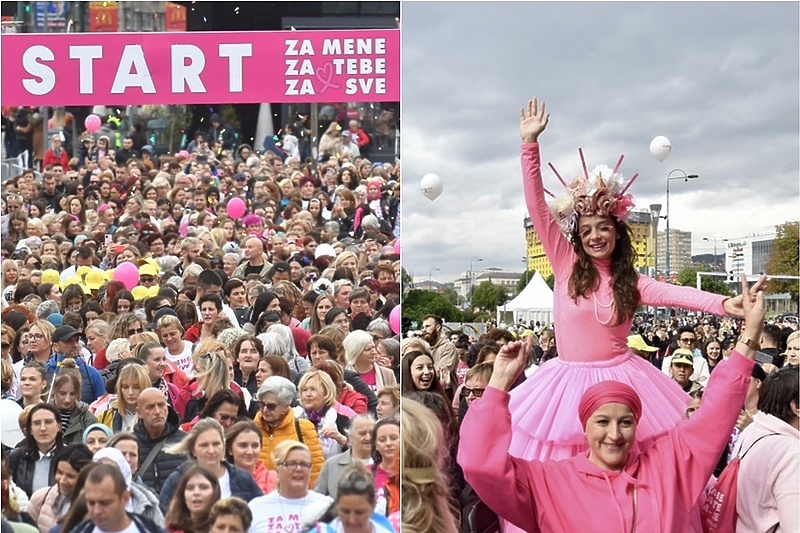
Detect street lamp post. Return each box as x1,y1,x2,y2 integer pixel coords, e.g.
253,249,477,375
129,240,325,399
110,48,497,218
428,267,440,287
649,203,662,280
665,169,699,281
703,236,728,269
468,256,483,304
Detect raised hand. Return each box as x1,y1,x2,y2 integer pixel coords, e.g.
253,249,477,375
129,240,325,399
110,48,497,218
520,98,550,144
723,275,767,318
488,337,533,392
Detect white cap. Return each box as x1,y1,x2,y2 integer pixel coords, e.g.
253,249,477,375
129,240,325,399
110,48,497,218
315,243,336,259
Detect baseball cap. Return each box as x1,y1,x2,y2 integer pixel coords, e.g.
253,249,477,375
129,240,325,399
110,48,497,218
52,325,80,343
627,335,658,353
138,263,159,277
42,269,60,285
272,261,290,273
234,173,247,181
85,270,106,290
46,313,64,328
315,243,336,259
131,286,150,301
671,349,695,367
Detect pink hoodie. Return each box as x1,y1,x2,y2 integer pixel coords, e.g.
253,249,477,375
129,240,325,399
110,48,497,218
458,352,754,532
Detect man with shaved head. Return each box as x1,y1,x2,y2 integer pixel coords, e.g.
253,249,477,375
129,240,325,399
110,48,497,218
232,236,272,280
132,388,187,492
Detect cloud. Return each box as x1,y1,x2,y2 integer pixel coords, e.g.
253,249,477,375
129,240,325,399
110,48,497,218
401,2,799,283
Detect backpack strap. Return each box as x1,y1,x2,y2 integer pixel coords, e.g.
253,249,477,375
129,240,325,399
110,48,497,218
294,418,304,444
739,432,780,460
136,438,167,478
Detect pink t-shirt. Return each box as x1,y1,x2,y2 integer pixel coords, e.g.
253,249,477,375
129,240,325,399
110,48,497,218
359,367,377,391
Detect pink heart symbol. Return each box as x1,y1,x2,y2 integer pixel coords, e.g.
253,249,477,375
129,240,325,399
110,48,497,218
315,62,340,94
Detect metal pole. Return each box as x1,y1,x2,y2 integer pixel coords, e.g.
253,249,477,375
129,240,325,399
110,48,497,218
665,178,670,282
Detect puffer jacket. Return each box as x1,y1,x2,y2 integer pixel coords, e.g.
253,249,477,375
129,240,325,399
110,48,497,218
26,484,67,533
5,444,63,498
255,408,324,486
61,402,98,445
157,461,262,514
132,408,188,493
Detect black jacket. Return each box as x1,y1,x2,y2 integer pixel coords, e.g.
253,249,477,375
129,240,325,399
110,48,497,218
157,461,262,514
5,443,63,498
67,512,165,533
132,408,188,493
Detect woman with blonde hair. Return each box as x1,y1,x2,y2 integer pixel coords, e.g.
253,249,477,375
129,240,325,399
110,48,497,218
294,370,351,460
401,398,459,533
96,363,150,432
183,340,244,423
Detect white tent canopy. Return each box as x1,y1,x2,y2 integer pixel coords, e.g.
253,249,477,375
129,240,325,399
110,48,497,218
497,271,554,326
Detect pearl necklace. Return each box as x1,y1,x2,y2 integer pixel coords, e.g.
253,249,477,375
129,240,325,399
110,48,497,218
592,286,615,325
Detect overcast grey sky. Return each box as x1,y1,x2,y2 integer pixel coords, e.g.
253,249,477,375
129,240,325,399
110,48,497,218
401,2,799,284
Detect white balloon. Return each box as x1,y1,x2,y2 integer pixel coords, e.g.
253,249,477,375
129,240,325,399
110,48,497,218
420,173,443,201
0,399,23,448
650,136,672,162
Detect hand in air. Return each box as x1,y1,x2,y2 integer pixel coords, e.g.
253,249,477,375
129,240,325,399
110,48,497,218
723,275,767,318
489,336,534,392
520,98,550,144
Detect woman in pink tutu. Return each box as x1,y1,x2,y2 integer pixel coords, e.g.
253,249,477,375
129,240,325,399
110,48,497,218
508,98,762,464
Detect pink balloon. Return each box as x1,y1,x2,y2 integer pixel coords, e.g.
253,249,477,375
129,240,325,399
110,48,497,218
389,306,401,334
393,239,400,254
227,197,246,219
113,261,139,291
84,114,101,133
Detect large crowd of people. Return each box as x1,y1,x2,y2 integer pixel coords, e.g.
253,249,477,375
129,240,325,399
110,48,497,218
1,105,402,533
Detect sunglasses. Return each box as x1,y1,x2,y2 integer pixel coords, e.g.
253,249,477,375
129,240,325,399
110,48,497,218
128,327,144,335
140,277,155,283
680,338,697,343
256,401,280,412
462,386,486,398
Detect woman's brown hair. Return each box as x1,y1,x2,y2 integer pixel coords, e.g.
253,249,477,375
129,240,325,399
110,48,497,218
568,217,640,326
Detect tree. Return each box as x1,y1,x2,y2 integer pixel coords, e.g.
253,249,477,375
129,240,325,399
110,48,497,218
676,265,734,296
471,281,508,312
403,289,463,324
545,273,555,290
766,221,799,312
400,267,414,294
441,286,460,306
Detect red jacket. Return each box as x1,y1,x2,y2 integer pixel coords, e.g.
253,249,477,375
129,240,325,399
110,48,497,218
43,148,70,169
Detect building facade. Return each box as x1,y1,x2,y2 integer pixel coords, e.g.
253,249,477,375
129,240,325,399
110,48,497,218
656,228,693,275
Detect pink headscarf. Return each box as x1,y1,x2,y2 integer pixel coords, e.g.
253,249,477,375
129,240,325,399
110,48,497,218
578,381,642,428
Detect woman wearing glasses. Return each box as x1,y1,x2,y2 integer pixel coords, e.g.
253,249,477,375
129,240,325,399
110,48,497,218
248,440,333,533
158,418,262,515
254,376,325,486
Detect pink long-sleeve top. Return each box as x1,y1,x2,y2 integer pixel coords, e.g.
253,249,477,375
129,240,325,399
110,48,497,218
521,143,727,362
458,351,753,532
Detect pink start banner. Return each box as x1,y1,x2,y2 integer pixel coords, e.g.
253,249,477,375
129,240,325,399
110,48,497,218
1,29,400,105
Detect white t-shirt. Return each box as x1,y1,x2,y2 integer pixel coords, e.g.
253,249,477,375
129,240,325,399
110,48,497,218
92,519,140,533
166,340,195,377
249,491,332,533
219,468,231,498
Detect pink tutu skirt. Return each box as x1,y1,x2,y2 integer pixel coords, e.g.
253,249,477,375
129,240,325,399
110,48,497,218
508,350,691,462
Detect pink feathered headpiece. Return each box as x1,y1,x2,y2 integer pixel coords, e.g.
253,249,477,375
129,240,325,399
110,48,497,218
547,150,639,241
578,381,642,429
